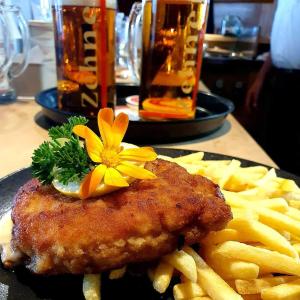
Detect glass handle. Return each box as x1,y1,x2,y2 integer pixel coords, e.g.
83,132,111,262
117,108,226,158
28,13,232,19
0,10,13,74
127,2,142,83
8,7,30,79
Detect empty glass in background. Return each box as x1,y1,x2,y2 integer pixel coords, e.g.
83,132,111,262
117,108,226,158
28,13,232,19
115,12,130,80
0,3,30,103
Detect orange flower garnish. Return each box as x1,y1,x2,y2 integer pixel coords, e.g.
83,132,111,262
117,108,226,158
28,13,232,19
73,108,157,199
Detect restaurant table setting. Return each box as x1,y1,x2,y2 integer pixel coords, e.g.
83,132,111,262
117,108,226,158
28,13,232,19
3,1,300,300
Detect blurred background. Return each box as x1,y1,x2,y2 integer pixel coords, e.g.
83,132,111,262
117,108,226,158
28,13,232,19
5,0,297,174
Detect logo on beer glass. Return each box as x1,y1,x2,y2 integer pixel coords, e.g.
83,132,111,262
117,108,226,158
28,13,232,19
80,7,99,109
139,0,209,120
52,0,116,117
181,6,204,95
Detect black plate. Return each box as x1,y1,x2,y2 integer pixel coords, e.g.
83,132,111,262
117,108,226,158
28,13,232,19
35,86,234,144
1,148,300,300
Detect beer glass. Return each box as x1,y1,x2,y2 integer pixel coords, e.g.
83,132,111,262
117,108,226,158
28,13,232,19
52,0,117,117
129,0,210,120
0,4,30,103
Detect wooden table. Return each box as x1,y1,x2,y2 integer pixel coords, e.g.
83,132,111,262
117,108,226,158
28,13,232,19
0,99,276,178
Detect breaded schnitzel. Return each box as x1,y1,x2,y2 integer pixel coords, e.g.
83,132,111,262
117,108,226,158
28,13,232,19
11,159,231,274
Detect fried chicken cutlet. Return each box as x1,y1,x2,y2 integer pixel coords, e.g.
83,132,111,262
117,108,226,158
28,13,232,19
11,159,232,274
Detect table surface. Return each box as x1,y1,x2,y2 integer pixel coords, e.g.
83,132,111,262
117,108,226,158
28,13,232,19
0,97,276,178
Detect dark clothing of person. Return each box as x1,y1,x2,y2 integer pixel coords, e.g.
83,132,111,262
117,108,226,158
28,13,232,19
258,67,300,175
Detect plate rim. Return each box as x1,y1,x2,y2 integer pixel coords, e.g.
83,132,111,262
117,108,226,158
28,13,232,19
35,88,235,124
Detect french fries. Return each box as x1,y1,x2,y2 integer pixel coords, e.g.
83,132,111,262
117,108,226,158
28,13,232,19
214,241,300,276
227,218,298,258
153,261,174,293
183,246,243,300
235,276,297,294
261,279,300,300
204,245,260,280
173,282,206,300
83,274,101,300
173,152,204,164
164,250,197,283
109,266,127,280
81,152,300,300
152,153,300,300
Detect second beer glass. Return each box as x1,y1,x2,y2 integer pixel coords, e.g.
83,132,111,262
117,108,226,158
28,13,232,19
137,0,209,120
52,0,117,117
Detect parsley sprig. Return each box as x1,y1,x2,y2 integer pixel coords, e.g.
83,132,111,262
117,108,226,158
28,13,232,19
31,117,93,185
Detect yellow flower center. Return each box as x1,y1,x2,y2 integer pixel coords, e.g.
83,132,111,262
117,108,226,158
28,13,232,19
101,149,120,167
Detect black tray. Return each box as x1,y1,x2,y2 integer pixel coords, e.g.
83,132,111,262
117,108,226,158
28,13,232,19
35,86,234,144
1,148,299,300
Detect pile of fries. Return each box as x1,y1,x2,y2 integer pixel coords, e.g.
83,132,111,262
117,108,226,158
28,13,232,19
84,152,300,300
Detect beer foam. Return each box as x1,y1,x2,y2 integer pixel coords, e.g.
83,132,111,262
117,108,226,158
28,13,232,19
59,0,116,9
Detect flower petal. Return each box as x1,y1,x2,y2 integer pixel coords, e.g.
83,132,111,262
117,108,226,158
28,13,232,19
79,171,93,200
119,147,157,162
73,125,87,139
112,112,129,148
104,167,129,187
88,164,107,195
98,108,114,148
72,125,96,140
116,162,157,179
84,130,103,163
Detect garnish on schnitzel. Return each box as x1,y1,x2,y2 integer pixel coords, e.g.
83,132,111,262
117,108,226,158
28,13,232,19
32,108,157,199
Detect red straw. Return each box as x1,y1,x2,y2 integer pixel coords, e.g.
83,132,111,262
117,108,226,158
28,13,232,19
192,28,204,110
100,0,107,107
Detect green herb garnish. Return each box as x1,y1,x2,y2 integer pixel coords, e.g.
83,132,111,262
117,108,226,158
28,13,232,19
31,116,91,185
48,116,88,139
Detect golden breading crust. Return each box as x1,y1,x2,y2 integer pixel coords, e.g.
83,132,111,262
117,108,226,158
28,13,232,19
11,159,232,274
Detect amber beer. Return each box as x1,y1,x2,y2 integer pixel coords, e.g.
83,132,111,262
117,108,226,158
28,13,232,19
139,0,209,120
52,0,116,116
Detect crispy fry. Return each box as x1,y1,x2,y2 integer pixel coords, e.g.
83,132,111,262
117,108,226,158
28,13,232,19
175,162,204,175
224,167,267,192
173,282,206,300
286,207,300,222
201,229,243,245
255,168,277,187
255,207,300,237
214,241,300,276
83,274,101,300
0,210,12,244
261,279,300,300
173,152,204,164
183,246,243,300
231,208,259,220
153,262,174,293
289,200,300,209
204,247,259,280
278,230,291,241
227,218,298,258
157,154,174,162
218,159,241,189
235,276,297,294
109,266,126,280
224,193,288,212
279,179,300,193
164,250,197,283
293,244,300,255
